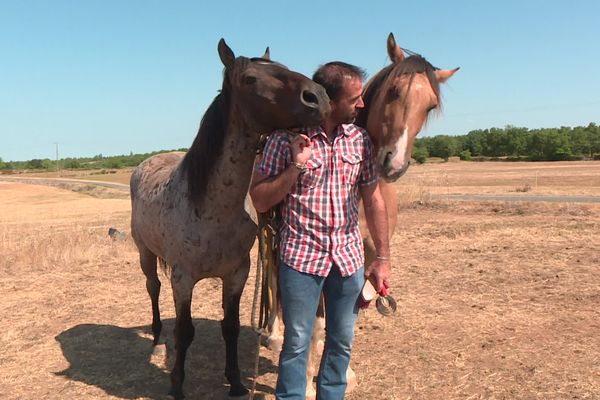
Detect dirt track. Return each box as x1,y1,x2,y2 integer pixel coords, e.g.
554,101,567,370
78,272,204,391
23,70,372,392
2,175,599,204
0,176,129,191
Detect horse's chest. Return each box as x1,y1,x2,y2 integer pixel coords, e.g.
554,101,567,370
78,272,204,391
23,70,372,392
162,212,256,274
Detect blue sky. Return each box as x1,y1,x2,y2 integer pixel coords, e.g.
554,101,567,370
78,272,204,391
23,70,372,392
1,0,599,161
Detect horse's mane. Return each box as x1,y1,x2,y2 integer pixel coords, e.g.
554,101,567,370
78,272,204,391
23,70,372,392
181,58,252,202
182,57,279,203
181,90,229,202
357,55,442,127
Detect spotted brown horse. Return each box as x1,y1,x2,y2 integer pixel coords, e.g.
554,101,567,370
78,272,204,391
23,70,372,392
130,39,330,399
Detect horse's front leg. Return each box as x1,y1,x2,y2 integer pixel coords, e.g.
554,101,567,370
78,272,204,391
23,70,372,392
267,308,284,352
221,256,251,398
169,270,195,399
266,267,284,352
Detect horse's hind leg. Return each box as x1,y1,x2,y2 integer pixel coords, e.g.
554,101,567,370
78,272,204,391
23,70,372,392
138,246,162,345
221,256,251,398
169,271,195,400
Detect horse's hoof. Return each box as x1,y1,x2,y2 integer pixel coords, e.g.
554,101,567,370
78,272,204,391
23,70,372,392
152,343,167,356
150,343,168,369
346,367,358,393
305,382,316,400
266,336,283,353
168,390,184,400
248,394,269,400
228,394,249,400
168,387,184,400
228,384,248,399
242,392,269,400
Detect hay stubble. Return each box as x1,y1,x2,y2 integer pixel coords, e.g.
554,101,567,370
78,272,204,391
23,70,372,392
1,161,599,399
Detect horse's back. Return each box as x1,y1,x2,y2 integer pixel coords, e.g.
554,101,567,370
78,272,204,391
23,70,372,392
130,151,185,200
130,152,186,253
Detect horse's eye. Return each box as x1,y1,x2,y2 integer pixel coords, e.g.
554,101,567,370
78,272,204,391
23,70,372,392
427,105,437,112
243,76,257,85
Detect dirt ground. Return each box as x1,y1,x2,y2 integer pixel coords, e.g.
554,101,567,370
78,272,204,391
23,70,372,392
1,161,599,399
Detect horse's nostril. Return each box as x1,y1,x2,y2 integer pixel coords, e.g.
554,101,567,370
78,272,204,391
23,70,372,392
384,152,393,169
301,90,319,106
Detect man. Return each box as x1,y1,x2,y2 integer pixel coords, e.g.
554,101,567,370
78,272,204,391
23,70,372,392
250,62,391,400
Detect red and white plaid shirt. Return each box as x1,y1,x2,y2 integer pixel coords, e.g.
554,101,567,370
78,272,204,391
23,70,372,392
256,124,378,277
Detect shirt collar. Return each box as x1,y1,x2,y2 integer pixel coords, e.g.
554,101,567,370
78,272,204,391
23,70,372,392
305,124,360,139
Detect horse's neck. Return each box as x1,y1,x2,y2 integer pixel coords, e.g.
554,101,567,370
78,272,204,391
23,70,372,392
202,114,258,218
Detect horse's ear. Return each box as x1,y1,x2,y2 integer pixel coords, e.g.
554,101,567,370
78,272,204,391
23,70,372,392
435,67,460,83
387,33,405,63
262,47,270,61
218,38,235,69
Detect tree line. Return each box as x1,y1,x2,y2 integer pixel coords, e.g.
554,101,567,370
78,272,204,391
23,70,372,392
0,149,186,172
412,122,600,163
1,123,599,171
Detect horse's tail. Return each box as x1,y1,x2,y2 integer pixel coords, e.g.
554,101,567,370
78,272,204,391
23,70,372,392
158,257,172,277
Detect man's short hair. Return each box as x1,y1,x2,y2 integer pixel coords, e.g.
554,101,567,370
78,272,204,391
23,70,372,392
312,62,367,101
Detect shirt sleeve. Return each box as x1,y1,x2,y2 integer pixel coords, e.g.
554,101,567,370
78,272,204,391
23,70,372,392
358,132,378,187
255,131,292,178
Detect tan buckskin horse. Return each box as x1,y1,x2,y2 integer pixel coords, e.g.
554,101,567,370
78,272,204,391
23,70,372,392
358,32,459,261
264,33,459,399
130,39,329,399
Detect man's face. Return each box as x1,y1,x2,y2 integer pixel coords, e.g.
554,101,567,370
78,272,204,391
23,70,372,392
330,77,364,124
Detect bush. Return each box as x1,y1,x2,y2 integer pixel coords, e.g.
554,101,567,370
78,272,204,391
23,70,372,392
428,135,456,161
515,184,532,193
459,149,472,161
105,159,123,169
27,159,45,169
550,150,574,161
63,159,82,169
506,156,529,161
593,154,600,160
412,147,429,164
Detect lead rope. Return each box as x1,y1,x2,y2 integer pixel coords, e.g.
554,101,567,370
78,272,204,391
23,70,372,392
250,215,268,399
249,226,264,400
249,136,280,399
250,210,280,399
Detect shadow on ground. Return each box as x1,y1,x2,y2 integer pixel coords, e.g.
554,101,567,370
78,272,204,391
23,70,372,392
55,318,277,399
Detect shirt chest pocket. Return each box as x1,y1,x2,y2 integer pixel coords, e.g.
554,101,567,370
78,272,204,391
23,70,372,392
341,153,362,185
297,157,324,191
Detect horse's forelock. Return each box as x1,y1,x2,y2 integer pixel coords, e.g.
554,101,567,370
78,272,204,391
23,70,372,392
222,56,250,87
363,56,442,111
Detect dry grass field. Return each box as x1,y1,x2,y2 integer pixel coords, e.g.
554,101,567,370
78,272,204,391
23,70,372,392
1,161,599,399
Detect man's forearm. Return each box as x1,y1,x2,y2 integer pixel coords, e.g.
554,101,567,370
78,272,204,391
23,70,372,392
364,186,390,257
363,184,392,290
250,165,302,212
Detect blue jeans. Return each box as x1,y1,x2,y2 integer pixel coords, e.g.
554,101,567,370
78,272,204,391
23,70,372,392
275,262,364,400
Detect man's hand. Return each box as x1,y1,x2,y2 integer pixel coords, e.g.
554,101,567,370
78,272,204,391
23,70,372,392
365,258,391,293
290,134,311,165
